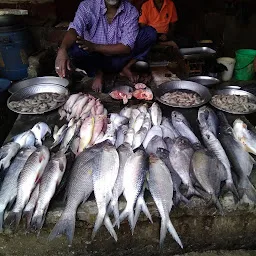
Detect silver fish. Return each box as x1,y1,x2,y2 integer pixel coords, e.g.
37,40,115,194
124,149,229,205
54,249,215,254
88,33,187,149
147,154,183,248
59,123,77,152
132,127,148,150
198,106,219,137
92,142,119,241
169,137,198,197
0,142,20,170
51,124,68,149
150,102,162,126
115,125,128,148
95,122,116,146
5,146,50,228
124,128,135,146
31,122,51,146
133,112,145,133
30,151,67,231
143,125,162,149
161,117,179,138
172,111,200,145
108,143,133,228
201,127,238,199
13,131,35,148
164,137,175,151
146,135,167,155
23,183,40,229
119,106,133,119
111,114,129,129
118,150,148,233
0,147,36,231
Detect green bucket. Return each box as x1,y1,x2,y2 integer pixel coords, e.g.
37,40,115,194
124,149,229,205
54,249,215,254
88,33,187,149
235,49,256,80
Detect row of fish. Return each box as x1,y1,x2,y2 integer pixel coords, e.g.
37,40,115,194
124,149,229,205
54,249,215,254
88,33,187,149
0,146,67,233
109,83,153,104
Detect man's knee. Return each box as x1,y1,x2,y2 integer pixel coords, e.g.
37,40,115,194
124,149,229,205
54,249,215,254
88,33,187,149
139,25,157,44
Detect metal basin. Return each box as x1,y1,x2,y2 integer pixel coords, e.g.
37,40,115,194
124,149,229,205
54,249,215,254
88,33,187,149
8,84,69,115
187,76,220,88
9,76,70,94
154,80,212,108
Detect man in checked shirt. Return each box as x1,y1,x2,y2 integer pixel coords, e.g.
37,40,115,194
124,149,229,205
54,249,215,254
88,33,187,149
55,0,157,92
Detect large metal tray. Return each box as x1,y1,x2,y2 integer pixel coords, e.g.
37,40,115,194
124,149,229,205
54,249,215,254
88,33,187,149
187,76,220,88
7,84,69,115
154,80,212,108
180,47,216,59
9,76,69,94
210,89,256,114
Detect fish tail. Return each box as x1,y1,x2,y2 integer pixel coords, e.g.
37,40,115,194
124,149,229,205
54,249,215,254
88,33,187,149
108,201,120,229
91,209,106,240
48,212,76,246
223,180,240,200
238,177,256,202
174,191,190,205
0,211,4,232
23,210,34,230
103,214,118,242
159,217,168,248
116,205,134,234
167,218,183,248
186,185,201,199
212,195,224,215
4,211,22,230
134,196,153,232
30,212,44,231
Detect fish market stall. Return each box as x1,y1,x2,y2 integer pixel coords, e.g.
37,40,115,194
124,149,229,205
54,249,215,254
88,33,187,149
1,82,256,256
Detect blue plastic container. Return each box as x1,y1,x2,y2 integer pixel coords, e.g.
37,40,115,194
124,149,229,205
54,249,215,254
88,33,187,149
0,78,11,92
0,27,31,81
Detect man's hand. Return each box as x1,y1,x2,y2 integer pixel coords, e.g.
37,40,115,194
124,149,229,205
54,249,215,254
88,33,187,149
55,48,72,78
76,36,96,52
158,34,168,42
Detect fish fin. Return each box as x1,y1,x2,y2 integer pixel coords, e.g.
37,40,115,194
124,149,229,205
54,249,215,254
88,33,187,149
103,215,118,242
30,214,43,232
174,191,190,206
48,213,76,246
159,217,168,249
186,186,202,199
134,196,153,232
167,218,183,248
4,211,22,230
23,210,34,230
108,201,120,229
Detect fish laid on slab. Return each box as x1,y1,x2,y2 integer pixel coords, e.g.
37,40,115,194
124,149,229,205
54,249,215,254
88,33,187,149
30,151,67,231
233,119,256,155
169,137,198,197
95,122,116,146
108,143,133,228
218,112,256,202
132,127,148,150
49,146,100,245
31,122,51,146
133,112,145,133
119,106,133,119
0,142,20,170
5,146,50,229
150,102,162,126
161,117,179,138
0,147,36,232
13,131,35,148
143,126,163,149
115,125,128,148
124,128,135,146
51,124,68,149
201,127,239,199
172,111,200,145
146,135,167,155
147,154,183,248
92,142,119,241
191,149,226,213
118,150,148,234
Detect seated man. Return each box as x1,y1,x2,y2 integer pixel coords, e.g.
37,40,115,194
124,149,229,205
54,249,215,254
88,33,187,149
55,0,157,92
139,0,178,48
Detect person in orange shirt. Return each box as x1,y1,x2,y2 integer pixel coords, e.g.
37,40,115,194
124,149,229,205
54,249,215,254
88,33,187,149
139,0,178,48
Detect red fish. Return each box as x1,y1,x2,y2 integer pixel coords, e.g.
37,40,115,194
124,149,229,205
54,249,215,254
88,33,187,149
109,86,133,104
133,87,153,101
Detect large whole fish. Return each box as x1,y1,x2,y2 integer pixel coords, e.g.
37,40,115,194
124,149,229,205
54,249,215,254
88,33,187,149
233,119,256,155
143,126,163,149
118,150,148,233
92,142,119,241
169,137,198,197
198,106,219,137
108,143,133,227
30,151,67,231
132,127,148,150
146,135,167,155
0,142,20,170
161,117,179,139
147,154,183,248
0,147,36,231
218,112,256,201
13,131,35,148
172,111,200,145
150,102,162,126
191,149,226,213
49,146,99,245
5,146,50,228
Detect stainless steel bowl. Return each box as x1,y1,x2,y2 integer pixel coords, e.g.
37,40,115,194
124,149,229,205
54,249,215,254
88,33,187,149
154,81,212,108
9,76,70,94
210,89,256,114
8,84,69,115
187,76,220,88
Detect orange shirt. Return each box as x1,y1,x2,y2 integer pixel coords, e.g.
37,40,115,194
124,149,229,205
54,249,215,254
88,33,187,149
139,0,178,34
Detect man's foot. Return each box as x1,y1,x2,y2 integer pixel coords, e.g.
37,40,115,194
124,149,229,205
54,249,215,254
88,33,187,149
120,66,139,84
92,71,103,93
